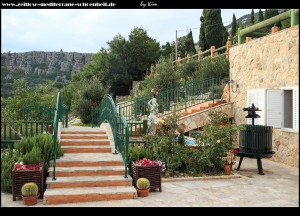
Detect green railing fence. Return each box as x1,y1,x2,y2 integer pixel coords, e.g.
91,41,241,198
117,77,226,121
52,92,63,180
1,121,53,149
93,95,129,178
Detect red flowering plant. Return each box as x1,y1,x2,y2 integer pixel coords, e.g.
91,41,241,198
132,158,163,167
13,161,43,171
225,149,239,165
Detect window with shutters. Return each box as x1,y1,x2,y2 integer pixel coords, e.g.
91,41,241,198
247,87,298,132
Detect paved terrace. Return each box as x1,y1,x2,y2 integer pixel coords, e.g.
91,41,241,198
1,156,298,207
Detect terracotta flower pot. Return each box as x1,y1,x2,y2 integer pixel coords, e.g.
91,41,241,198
137,188,150,197
224,164,232,175
22,194,39,206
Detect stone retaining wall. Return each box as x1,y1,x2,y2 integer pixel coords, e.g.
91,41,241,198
229,26,299,167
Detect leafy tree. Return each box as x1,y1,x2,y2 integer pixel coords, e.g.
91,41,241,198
251,9,255,25
161,42,175,60
126,27,161,82
176,36,187,57
71,76,107,124
106,34,131,96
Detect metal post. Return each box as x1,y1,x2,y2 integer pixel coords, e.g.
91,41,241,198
175,30,178,61
238,28,245,45
212,78,215,105
291,9,299,26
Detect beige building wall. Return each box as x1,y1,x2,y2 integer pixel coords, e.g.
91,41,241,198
229,25,299,167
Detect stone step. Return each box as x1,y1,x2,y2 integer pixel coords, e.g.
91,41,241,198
43,186,137,205
53,153,123,166
61,131,106,134
60,140,110,146
46,176,132,189
60,135,109,139
62,146,112,153
48,166,125,177
56,161,124,167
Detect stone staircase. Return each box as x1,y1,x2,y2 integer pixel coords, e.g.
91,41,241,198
178,99,222,119
43,127,137,205
177,99,233,133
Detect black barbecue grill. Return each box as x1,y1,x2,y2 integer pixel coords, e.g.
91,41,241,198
235,104,275,175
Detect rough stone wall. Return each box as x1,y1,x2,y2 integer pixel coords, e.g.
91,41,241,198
229,25,299,167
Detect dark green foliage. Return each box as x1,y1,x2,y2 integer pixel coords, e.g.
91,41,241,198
1,149,17,192
201,10,228,49
185,30,196,55
231,13,237,39
258,9,264,22
1,134,64,193
14,134,64,172
251,9,255,25
160,42,175,60
138,56,181,97
126,27,161,81
71,77,107,124
264,9,282,30
195,55,229,81
199,15,209,51
194,110,244,172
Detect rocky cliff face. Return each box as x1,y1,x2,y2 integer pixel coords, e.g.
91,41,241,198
1,51,93,75
1,51,93,97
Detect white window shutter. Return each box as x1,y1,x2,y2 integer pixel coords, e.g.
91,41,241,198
293,87,299,130
266,89,282,128
246,89,266,125
256,90,266,125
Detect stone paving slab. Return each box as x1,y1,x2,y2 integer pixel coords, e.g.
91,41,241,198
2,157,298,207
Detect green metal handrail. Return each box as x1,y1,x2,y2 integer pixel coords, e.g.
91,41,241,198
96,95,129,178
52,92,63,181
117,77,226,121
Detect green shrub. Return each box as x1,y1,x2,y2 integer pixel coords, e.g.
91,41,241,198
1,134,64,193
1,149,17,192
71,77,107,124
194,109,244,173
14,134,64,172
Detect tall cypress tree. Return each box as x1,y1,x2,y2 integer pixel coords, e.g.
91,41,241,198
258,9,264,22
231,13,237,38
202,9,228,49
185,30,196,54
251,9,255,25
199,14,208,51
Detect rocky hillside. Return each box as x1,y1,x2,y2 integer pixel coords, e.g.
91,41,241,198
1,51,93,98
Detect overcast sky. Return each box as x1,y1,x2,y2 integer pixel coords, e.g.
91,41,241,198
2,9,261,53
